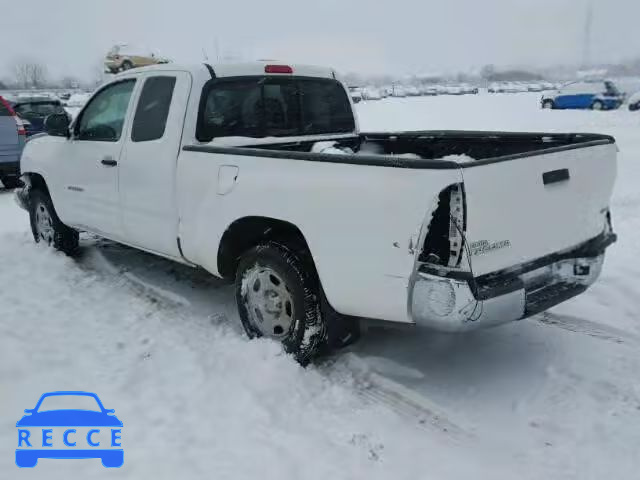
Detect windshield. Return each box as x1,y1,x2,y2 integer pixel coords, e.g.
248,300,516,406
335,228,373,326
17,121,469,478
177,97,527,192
604,81,620,96
36,394,103,412
14,101,65,119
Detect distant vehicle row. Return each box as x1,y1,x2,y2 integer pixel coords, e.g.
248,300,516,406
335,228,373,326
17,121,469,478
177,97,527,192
348,84,479,102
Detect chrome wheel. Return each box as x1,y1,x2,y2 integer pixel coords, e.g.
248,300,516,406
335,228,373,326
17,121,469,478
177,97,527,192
242,266,295,338
592,101,603,110
34,201,54,245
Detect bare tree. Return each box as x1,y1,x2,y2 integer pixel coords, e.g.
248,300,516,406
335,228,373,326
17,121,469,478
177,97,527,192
12,61,48,88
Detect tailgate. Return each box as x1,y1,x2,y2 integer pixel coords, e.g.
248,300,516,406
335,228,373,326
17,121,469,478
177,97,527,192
461,142,617,276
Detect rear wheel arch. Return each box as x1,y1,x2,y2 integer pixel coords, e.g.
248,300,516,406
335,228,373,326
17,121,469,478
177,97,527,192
22,172,50,197
217,216,315,280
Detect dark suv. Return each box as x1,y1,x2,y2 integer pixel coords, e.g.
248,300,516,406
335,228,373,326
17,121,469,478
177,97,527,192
11,97,68,137
0,96,25,189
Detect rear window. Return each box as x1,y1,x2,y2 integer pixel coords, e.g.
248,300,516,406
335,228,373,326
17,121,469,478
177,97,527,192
197,77,354,142
14,101,65,119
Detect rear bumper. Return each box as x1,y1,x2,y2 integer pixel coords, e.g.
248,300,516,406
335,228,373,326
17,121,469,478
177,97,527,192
409,232,616,332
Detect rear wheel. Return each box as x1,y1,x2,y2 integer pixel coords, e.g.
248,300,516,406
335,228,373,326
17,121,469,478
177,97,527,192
235,241,328,364
542,100,554,109
591,100,604,110
28,189,79,256
120,60,133,71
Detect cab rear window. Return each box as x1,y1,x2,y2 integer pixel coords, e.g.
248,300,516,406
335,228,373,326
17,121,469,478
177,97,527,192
197,77,355,142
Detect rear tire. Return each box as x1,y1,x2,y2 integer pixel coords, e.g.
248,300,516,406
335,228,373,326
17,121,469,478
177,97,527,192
542,100,554,109
28,189,79,256
235,241,328,364
120,60,133,71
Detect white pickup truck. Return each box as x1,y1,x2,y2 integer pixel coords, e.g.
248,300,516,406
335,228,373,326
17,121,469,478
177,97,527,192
16,62,617,363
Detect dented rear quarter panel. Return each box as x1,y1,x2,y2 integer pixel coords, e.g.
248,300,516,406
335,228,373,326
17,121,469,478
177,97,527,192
176,151,463,323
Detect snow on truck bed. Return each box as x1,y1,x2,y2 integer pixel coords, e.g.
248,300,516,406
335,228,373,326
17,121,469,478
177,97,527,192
3,92,640,479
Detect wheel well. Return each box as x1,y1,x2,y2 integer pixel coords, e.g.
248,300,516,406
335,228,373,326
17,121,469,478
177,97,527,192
217,216,312,279
24,173,50,196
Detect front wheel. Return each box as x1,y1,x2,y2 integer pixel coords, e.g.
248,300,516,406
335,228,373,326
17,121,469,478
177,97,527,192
235,241,327,364
542,100,554,109
28,189,79,256
591,100,604,110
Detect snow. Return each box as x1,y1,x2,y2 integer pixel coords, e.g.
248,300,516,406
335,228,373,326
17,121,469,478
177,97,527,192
3,91,640,479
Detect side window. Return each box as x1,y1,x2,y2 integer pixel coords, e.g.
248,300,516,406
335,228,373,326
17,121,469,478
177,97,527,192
131,76,176,142
76,80,135,142
198,79,262,142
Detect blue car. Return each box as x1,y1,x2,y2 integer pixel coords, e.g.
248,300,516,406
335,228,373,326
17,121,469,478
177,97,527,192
541,80,623,110
16,391,123,468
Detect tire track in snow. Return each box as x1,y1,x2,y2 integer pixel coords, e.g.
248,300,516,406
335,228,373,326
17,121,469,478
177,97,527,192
84,242,473,442
537,311,640,347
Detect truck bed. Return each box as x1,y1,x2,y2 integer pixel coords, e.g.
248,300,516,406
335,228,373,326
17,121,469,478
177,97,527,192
188,131,615,168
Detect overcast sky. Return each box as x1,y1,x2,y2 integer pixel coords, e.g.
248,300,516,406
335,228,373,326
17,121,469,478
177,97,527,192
2,0,639,81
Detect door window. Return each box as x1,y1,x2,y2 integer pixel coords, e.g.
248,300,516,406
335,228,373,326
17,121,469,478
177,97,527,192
76,80,135,142
131,76,176,142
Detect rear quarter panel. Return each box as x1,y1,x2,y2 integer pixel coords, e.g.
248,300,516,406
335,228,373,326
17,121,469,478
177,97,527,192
177,152,462,322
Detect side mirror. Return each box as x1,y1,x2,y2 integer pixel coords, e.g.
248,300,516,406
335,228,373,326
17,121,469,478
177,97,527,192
45,113,70,138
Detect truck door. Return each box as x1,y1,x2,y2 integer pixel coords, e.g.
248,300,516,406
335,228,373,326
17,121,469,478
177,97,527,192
118,71,191,257
63,79,137,237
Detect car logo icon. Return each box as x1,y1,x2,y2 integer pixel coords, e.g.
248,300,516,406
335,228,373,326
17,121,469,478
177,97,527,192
16,391,123,468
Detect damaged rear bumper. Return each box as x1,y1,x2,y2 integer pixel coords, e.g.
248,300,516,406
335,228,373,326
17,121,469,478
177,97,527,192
409,232,616,332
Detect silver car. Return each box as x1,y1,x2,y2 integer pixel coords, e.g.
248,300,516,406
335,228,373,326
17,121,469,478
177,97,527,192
0,96,25,189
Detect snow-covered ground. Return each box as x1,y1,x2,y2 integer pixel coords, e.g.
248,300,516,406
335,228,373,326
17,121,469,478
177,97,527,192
2,92,640,479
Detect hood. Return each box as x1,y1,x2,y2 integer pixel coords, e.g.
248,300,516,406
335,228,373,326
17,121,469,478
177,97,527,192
16,410,123,427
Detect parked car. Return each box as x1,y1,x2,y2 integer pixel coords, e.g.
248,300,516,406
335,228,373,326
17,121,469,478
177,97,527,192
11,97,69,137
16,62,618,364
420,85,438,96
627,91,640,111
460,84,479,95
104,44,169,73
362,87,382,100
541,80,623,110
405,86,421,96
347,86,363,103
0,96,26,189
391,85,407,97
443,85,464,95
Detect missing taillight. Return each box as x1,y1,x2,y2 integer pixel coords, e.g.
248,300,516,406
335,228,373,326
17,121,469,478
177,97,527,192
420,183,466,267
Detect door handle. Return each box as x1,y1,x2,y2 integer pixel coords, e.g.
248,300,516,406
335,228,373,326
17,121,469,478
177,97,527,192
101,157,118,167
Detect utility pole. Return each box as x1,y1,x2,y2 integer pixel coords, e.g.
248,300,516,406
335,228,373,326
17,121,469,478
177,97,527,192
583,0,593,67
